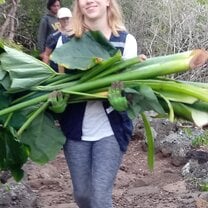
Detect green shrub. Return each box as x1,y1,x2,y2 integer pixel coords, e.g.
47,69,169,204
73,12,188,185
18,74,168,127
192,131,208,147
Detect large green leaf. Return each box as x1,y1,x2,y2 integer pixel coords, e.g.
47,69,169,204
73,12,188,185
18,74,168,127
157,92,174,122
141,113,154,171
187,100,208,112
170,102,208,127
0,128,29,181
0,66,6,81
0,89,11,109
51,31,118,70
125,85,165,119
0,73,11,90
0,41,5,54
0,0,5,4
89,31,119,57
156,90,198,104
0,88,11,125
0,46,56,92
0,87,26,129
20,112,66,164
0,43,6,81
6,111,26,129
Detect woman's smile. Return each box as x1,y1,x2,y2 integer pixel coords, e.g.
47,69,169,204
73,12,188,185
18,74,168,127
85,5,98,14
78,0,109,20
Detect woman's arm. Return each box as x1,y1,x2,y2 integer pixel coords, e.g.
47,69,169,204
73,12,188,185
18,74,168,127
123,34,147,61
123,34,138,59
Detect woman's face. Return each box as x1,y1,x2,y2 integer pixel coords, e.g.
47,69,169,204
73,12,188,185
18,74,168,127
50,1,61,15
78,0,110,20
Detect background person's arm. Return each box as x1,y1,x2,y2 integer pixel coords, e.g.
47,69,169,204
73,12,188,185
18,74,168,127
37,17,48,56
42,47,52,64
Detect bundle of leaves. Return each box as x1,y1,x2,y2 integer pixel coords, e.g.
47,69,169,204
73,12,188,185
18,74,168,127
0,31,208,181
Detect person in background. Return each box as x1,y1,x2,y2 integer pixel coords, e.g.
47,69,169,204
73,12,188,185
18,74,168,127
37,0,61,60
48,0,146,207
42,7,72,72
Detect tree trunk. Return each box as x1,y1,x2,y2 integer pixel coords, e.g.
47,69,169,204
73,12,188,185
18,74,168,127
0,0,20,40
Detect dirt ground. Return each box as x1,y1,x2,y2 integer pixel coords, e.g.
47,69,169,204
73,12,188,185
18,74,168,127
25,138,199,208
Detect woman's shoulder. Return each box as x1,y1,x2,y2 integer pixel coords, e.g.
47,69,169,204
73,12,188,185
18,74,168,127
118,31,136,39
117,30,128,35
110,30,127,42
111,30,135,44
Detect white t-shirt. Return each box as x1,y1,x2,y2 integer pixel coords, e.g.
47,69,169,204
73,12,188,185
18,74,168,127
56,35,63,48
81,33,137,141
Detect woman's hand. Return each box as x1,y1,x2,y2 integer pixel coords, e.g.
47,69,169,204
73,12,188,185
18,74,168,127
139,54,147,61
108,81,128,112
48,91,69,113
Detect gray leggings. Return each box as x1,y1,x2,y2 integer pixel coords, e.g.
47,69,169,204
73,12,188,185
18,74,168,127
63,135,123,208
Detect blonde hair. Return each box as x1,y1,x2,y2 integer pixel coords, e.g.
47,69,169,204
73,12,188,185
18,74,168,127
72,0,126,37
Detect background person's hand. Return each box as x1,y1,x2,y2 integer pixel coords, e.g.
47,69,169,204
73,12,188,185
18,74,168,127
48,91,69,113
108,81,128,112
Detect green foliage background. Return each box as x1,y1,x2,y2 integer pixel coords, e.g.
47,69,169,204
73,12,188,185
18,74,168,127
15,0,73,51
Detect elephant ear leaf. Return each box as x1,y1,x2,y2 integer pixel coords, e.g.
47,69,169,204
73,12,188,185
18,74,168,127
51,31,117,70
89,31,118,57
20,112,66,164
0,46,55,92
124,85,165,119
0,43,6,82
0,41,6,54
0,128,29,181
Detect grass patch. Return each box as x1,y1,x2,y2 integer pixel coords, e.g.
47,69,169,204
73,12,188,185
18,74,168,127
192,131,208,147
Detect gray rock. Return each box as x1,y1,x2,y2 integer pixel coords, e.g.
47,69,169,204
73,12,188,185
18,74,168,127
0,182,37,208
162,181,187,194
182,160,208,190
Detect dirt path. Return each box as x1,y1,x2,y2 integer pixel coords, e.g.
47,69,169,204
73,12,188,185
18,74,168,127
25,139,198,208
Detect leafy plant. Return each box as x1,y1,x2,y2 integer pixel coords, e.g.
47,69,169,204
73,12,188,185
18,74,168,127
0,31,208,181
197,0,208,5
0,0,5,5
192,131,208,147
199,182,208,191
183,127,193,137
0,127,29,181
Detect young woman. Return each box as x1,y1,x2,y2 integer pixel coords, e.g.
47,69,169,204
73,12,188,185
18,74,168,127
49,0,141,207
37,0,61,60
